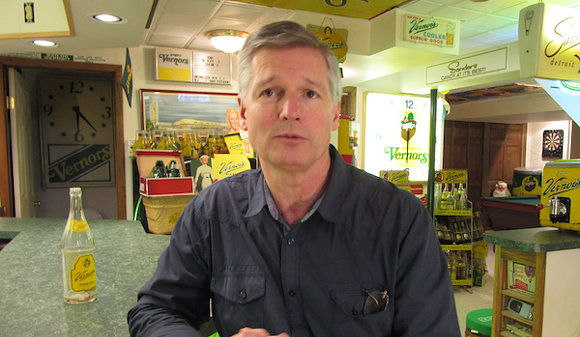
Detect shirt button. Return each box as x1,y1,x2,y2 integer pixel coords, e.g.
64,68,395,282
352,308,359,316
239,291,247,299
287,238,295,245
288,290,296,297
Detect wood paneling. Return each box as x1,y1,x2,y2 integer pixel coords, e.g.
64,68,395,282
444,121,526,206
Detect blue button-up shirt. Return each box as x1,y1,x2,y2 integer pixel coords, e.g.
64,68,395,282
128,146,461,337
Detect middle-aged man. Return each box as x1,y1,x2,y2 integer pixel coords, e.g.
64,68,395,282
128,21,461,337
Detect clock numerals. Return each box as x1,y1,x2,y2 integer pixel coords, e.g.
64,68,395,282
102,107,112,119
69,80,85,94
43,104,53,116
75,130,84,142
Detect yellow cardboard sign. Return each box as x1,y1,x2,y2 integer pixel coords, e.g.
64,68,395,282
380,170,409,184
434,169,467,184
224,133,254,158
212,154,251,180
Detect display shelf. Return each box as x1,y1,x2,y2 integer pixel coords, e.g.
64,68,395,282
502,289,534,304
434,209,472,216
501,310,533,326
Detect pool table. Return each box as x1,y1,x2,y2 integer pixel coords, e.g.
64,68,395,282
479,196,543,230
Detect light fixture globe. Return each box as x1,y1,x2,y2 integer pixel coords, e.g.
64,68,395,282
206,30,249,54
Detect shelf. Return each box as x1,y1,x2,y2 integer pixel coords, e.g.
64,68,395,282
500,331,519,337
451,279,472,286
441,244,472,250
501,310,533,326
502,289,534,304
434,209,472,216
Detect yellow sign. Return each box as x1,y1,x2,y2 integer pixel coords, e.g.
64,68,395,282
434,169,467,184
380,170,409,184
519,3,580,81
308,24,348,63
224,134,254,158
69,254,97,292
155,48,192,82
212,154,251,180
233,0,408,20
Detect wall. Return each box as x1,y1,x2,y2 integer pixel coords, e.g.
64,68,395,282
526,120,573,169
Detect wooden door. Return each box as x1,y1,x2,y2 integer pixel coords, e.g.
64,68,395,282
444,121,526,206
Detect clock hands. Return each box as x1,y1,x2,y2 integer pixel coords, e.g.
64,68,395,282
72,106,97,133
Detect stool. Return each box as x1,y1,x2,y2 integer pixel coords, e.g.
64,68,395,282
465,308,492,337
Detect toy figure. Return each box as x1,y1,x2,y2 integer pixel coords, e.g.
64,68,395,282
194,155,214,192
493,181,511,197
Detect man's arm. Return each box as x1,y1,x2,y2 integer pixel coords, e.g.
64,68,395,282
127,204,212,336
392,198,462,337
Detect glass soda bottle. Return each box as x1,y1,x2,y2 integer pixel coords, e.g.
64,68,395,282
61,187,97,304
440,184,449,210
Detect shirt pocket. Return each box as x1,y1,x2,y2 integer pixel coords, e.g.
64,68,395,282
328,282,394,336
210,265,266,333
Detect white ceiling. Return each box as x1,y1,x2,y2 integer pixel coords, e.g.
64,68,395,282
2,0,580,123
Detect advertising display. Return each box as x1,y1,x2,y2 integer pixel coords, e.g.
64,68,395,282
364,93,444,181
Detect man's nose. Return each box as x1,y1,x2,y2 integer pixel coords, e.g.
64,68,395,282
279,93,301,121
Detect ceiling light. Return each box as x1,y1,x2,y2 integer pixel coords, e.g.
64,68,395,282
90,13,125,23
32,40,58,47
206,30,249,54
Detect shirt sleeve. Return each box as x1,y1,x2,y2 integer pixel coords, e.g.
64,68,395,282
391,194,462,337
127,201,211,337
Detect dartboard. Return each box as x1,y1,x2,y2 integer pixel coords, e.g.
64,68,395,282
542,129,563,159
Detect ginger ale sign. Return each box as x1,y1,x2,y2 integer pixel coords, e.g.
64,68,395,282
364,93,441,181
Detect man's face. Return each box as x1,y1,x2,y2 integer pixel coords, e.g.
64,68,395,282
238,47,340,170
228,112,239,130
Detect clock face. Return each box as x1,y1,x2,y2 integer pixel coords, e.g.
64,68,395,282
39,76,116,187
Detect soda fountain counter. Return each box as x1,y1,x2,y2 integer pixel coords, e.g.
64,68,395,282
484,228,580,337
0,218,213,336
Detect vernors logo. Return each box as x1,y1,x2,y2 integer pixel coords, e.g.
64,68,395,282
542,176,580,198
159,54,189,66
384,147,429,164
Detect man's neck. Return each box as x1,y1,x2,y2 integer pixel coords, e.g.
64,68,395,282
262,155,332,226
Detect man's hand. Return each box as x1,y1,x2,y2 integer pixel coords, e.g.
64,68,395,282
232,327,290,337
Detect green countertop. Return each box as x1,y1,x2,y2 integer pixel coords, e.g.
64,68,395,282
0,218,171,337
484,227,580,253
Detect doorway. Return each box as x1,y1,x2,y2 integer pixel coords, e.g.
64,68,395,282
0,56,126,219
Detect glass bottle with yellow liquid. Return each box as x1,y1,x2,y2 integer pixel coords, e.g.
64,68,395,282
61,187,97,304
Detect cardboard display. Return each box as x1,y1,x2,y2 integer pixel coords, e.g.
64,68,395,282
135,149,195,196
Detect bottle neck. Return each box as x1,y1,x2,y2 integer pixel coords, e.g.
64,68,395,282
69,193,86,221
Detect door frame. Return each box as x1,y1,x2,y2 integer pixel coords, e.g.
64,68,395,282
0,56,126,219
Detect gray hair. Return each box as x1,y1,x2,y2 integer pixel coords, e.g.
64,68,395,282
237,21,341,105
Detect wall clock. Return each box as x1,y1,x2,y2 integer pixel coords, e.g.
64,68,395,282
39,76,116,187
542,129,564,159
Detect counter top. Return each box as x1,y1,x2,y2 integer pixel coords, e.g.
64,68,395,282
0,218,170,337
483,227,580,252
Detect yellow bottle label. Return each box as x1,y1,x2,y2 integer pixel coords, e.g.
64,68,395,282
71,220,89,232
69,253,96,292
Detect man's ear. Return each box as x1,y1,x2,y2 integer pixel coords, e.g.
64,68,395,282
331,101,340,131
238,95,248,131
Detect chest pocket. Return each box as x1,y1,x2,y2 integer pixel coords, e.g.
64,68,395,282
210,265,266,334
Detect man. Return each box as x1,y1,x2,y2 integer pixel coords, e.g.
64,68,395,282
128,21,461,337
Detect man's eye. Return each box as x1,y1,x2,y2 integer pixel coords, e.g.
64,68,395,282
305,90,318,98
262,89,276,97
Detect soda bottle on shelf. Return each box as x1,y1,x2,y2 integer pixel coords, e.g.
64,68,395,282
434,183,442,210
458,183,468,210
440,184,449,210
132,131,145,157
61,187,97,304
180,132,193,158
447,184,455,210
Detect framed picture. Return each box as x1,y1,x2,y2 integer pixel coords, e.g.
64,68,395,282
140,89,239,133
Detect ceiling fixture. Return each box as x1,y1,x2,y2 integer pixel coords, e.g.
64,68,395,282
90,13,125,23
206,30,249,54
32,40,58,47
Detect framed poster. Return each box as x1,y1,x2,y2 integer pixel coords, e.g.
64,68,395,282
140,89,239,132
39,75,116,187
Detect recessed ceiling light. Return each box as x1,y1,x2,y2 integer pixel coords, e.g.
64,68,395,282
32,40,58,47
90,13,126,24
